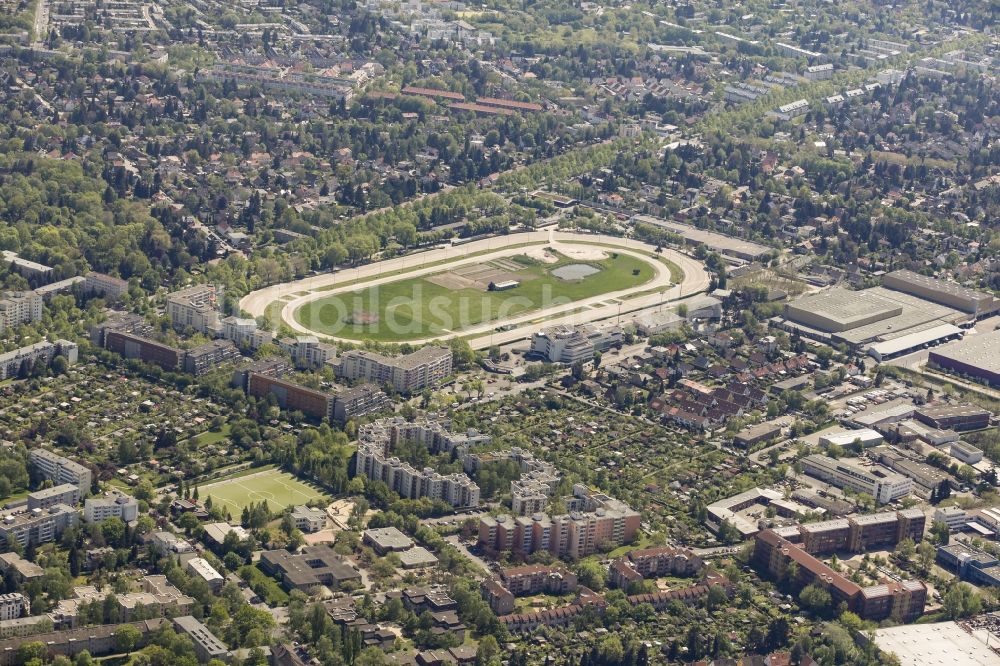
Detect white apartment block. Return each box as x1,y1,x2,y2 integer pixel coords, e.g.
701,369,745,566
0,291,42,331
801,454,913,504
1,251,52,280
0,504,79,549
0,593,29,621
355,444,480,508
279,335,336,368
29,449,92,494
84,272,129,301
0,339,77,380
166,285,221,334
27,484,81,511
148,531,195,556
185,557,224,591
466,447,561,516
222,316,273,350
530,324,623,364
336,346,452,392
84,492,139,523
290,505,326,533
362,416,491,458
934,506,968,532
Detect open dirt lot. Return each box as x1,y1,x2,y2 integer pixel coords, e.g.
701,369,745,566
426,262,522,291
523,246,560,264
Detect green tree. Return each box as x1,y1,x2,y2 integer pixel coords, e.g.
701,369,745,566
597,635,624,664
931,520,951,545
475,635,500,666
575,560,607,591
943,583,981,619
799,584,832,616
15,642,46,664
113,625,142,655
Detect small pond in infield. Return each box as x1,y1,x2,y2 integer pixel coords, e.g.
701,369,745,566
551,263,600,280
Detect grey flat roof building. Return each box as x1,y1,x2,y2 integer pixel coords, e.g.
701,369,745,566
173,616,228,662
873,621,1000,666
780,286,967,350
928,329,1000,388
883,269,1000,316
363,527,414,554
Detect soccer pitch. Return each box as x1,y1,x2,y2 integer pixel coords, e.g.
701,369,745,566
199,468,328,514
294,250,657,342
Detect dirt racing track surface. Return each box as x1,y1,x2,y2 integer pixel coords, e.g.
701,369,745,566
240,230,711,349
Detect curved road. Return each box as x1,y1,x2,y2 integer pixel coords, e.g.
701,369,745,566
240,230,710,349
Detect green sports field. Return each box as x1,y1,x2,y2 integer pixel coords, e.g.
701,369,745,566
199,468,328,514
294,249,657,342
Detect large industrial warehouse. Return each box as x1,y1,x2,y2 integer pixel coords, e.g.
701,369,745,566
771,269,1000,361
927,329,1000,387
775,286,966,359
883,269,1000,318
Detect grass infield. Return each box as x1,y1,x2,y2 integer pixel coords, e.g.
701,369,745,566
294,249,657,342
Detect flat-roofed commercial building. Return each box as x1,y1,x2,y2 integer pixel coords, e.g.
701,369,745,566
875,448,949,496
937,542,1000,587
185,558,224,592
362,527,413,555
873,621,1000,666
173,616,228,662
733,422,783,448
778,286,968,354
934,507,968,532
800,454,912,504
531,324,623,364
950,440,983,464
819,428,884,448
927,329,1000,388
783,288,898,332
914,403,992,431
705,487,783,538
260,546,361,592
883,269,1000,317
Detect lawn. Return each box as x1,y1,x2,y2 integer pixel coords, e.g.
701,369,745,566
295,250,655,342
189,423,231,447
198,468,328,514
